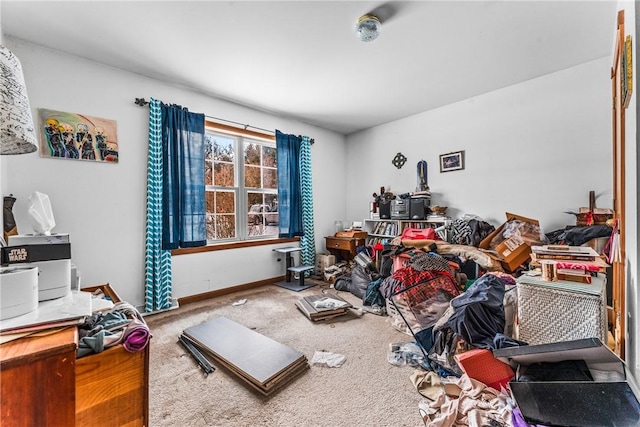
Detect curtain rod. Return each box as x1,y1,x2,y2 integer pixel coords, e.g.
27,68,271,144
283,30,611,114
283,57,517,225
134,97,314,144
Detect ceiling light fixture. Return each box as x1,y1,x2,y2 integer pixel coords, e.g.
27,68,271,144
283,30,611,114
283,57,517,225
0,46,38,155
356,14,381,43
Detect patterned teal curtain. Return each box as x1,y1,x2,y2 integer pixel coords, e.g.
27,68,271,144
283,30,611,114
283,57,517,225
145,98,172,312
299,136,315,274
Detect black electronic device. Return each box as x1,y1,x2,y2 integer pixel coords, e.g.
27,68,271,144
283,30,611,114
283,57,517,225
379,200,391,219
409,198,430,220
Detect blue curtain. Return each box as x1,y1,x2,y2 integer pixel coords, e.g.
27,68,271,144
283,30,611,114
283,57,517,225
299,136,316,272
161,103,206,249
276,130,303,238
144,98,172,312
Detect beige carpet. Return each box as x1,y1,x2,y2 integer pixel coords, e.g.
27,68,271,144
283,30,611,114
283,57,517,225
146,282,426,426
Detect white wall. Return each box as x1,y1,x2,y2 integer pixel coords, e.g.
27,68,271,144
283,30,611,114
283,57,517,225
3,37,347,306
345,57,613,235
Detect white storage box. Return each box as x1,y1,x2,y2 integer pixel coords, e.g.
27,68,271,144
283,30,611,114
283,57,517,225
316,253,336,279
24,259,71,301
0,266,38,320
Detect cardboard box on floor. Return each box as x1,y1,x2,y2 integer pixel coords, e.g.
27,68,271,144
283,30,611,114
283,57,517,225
494,338,640,426
316,253,336,279
479,212,539,272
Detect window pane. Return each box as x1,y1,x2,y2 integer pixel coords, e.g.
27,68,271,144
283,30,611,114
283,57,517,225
244,142,260,166
216,214,236,239
205,190,237,241
216,191,235,214
265,194,278,210
247,192,278,238
263,168,277,189
206,214,215,240
213,135,235,162
262,146,276,168
248,222,278,237
247,192,263,207
205,191,215,213
205,160,213,186
214,163,234,187
205,134,214,160
245,165,261,188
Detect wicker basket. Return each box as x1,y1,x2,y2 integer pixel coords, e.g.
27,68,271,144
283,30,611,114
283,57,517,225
517,276,607,345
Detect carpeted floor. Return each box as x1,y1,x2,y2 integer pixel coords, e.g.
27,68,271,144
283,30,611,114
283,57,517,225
145,282,426,426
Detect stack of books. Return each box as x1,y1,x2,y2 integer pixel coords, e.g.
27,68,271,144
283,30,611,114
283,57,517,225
295,294,352,322
555,269,592,284
531,245,603,284
531,245,599,261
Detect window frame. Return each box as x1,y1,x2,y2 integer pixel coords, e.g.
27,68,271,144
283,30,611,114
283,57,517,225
173,121,294,255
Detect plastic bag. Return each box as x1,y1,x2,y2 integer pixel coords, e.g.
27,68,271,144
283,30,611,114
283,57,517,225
388,342,425,367
310,351,346,367
28,191,56,235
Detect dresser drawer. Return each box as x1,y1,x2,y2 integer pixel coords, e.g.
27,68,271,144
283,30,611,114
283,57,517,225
325,237,354,251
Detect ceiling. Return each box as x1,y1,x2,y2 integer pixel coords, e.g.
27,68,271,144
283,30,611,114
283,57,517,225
1,1,618,135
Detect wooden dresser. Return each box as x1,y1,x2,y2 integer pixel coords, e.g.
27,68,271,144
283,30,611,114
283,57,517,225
1,327,77,427
0,285,149,427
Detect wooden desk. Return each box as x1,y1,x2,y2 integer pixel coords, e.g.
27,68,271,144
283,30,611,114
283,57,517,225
325,236,366,261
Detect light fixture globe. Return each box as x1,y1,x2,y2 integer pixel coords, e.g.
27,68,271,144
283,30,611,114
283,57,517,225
356,14,381,42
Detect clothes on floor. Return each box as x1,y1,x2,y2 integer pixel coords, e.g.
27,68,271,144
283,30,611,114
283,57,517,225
415,372,512,427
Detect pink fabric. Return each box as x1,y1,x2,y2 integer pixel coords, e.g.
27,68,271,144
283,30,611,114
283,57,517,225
122,319,152,352
555,261,599,272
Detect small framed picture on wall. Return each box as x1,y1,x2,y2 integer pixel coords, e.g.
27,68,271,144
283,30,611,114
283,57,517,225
439,150,465,172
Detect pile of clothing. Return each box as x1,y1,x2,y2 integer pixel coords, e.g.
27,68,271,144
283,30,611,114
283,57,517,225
77,301,152,357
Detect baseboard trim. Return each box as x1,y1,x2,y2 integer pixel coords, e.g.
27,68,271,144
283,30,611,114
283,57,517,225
176,276,285,306
137,298,180,317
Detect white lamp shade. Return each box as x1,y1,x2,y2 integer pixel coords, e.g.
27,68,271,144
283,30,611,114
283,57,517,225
0,45,38,155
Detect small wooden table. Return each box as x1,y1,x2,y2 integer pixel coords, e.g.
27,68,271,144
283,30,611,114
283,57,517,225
325,236,366,261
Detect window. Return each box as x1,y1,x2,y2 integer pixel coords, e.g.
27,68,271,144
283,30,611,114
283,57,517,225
204,122,278,243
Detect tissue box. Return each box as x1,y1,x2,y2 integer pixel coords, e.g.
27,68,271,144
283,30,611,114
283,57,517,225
8,233,70,245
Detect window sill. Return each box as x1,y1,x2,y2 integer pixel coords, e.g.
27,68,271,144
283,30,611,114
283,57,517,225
171,237,300,256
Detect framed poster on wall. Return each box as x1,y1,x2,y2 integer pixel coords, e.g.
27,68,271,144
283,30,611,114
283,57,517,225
38,108,118,162
439,150,464,172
